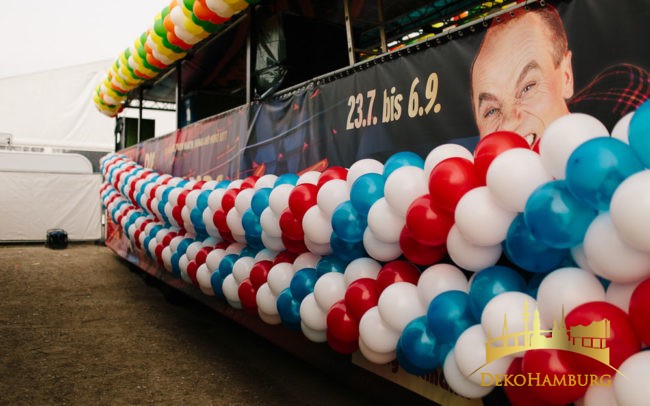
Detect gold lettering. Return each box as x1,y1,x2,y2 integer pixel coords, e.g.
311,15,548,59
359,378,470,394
481,372,494,386
600,375,612,387
528,372,540,386
552,375,566,386
513,374,527,387
568,374,577,387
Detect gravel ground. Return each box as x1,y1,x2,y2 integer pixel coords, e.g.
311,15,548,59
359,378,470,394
0,243,397,406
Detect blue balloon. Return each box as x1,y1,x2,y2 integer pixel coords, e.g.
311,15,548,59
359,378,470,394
149,225,163,237
384,151,424,178
241,209,262,237
426,291,477,349
176,238,194,256
331,201,367,243
142,236,153,256
566,137,644,210
504,213,569,273
240,245,260,257
629,99,650,167
190,207,206,236
176,179,189,188
276,288,301,330
468,265,526,319
210,269,225,298
215,180,231,189
218,254,239,280
274,173,299,187
330,232,367,262
170,252,182,278
316,255,348,277
396,316,444,375
157,200,169,224
350,173,385,216
524,180,598,249
196,190,211,212
244,233,264,250
251,188,272,216
290,268,319,301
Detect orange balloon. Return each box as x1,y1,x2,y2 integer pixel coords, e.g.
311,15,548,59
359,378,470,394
146,51,168,70
194,0,227,25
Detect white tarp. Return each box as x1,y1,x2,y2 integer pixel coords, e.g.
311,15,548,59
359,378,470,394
0,172,102,241
0,60,115,151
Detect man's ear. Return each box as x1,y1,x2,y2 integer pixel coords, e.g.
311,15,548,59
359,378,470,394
561,50,574,99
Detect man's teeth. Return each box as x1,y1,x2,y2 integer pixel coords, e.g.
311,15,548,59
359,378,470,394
524,133,537,146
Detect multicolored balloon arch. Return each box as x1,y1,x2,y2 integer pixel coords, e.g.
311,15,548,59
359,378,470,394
93,0,257,117
101,104,650,403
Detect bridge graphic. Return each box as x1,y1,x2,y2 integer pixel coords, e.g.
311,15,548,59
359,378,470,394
469,301,611,376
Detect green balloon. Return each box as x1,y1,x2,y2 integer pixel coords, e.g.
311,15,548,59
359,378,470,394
153,18,167,38
161,34,184,54
191,12,222,33
161,6,170,18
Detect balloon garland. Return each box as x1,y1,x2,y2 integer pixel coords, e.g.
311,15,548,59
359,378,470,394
100,103,650,404
93,0,258,116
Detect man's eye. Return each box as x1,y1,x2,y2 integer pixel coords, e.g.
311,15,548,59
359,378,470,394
483,108,499,119
521,81,536,95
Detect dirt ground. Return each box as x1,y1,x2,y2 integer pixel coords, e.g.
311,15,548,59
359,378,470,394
0,243,404,406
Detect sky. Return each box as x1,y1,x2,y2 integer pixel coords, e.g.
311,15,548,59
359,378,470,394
0,1,170,79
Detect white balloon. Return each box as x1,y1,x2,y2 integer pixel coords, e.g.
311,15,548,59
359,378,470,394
299,293,327,331
614,351,650,406
584,213,650,284
570,244,594,273
344,257,382,286
267,262,296,296
196,263,214,295
258,309,282,325
358,306,401,354
317,179,349,217
254,174,278,190
178,254,191,283
313,271,346,312
454,324,514,386
185,241,203,260
358,336,396,364
610,170,650,253
384,166,428,217
232,256,255,284
347,159,384,189
202,207,215,230
611,111,633,144
363,228,402,262
293,252,321,271
417,263,469,307
446,225,502,272
443,349,494,399
222,274,242,309
486,148,552,212
297,171,321,185
254,249,277,262
227,179,243,189
234,188,255,214
367,198,404,243
268,184,293,216
424,143,474,179
606,281,641,313
200,180,219,190
161,247,173,272
260,207,282,237
304,237,333,256
224,242,245,255
205,248,226,272
185,190,200,210
537,267,606,327
226,209,245,236
539,113,608,179
377,282,426,333
302,206,333,245
481,292,541,345
455,187,517,247
300,322,327,343
169,236,184,253
261,231,285,252
256,283,279,316
207,188,226,211
579,380,619,406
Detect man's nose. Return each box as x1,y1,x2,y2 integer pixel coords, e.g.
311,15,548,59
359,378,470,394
500,103,523,134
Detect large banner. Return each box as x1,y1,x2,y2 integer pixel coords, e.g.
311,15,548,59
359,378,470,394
243,0,650,174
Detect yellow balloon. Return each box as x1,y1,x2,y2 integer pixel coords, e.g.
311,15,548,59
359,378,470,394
223,0,248,13
206,0,235,18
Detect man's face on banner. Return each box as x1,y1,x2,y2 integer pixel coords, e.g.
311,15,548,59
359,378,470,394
471,12,574,147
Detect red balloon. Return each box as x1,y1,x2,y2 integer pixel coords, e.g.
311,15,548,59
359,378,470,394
344,278,380,321
240,176,258,189
172,205,184,227
629,277,650,346
155,243,165,263
195,247,212,265
326,300,359,343
186,260,199,286
377,260,421,293
521,349,588,405
473,131,530,184
238,278,258,309
161,232,177,246
215,241,230,250
279,208,304,240
212,209,229,233
273,250,298,265
177,190,190,207
405,195,454,246
221,188,239,213
249,260,274,289
317,166,348,189
288,183,318,221
428,157,480,214
326,330,359,354
504,358,554,406
192,180,206,190
399,226,447,267
281,234,307,254
133,229,144,249
565,301,641,373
